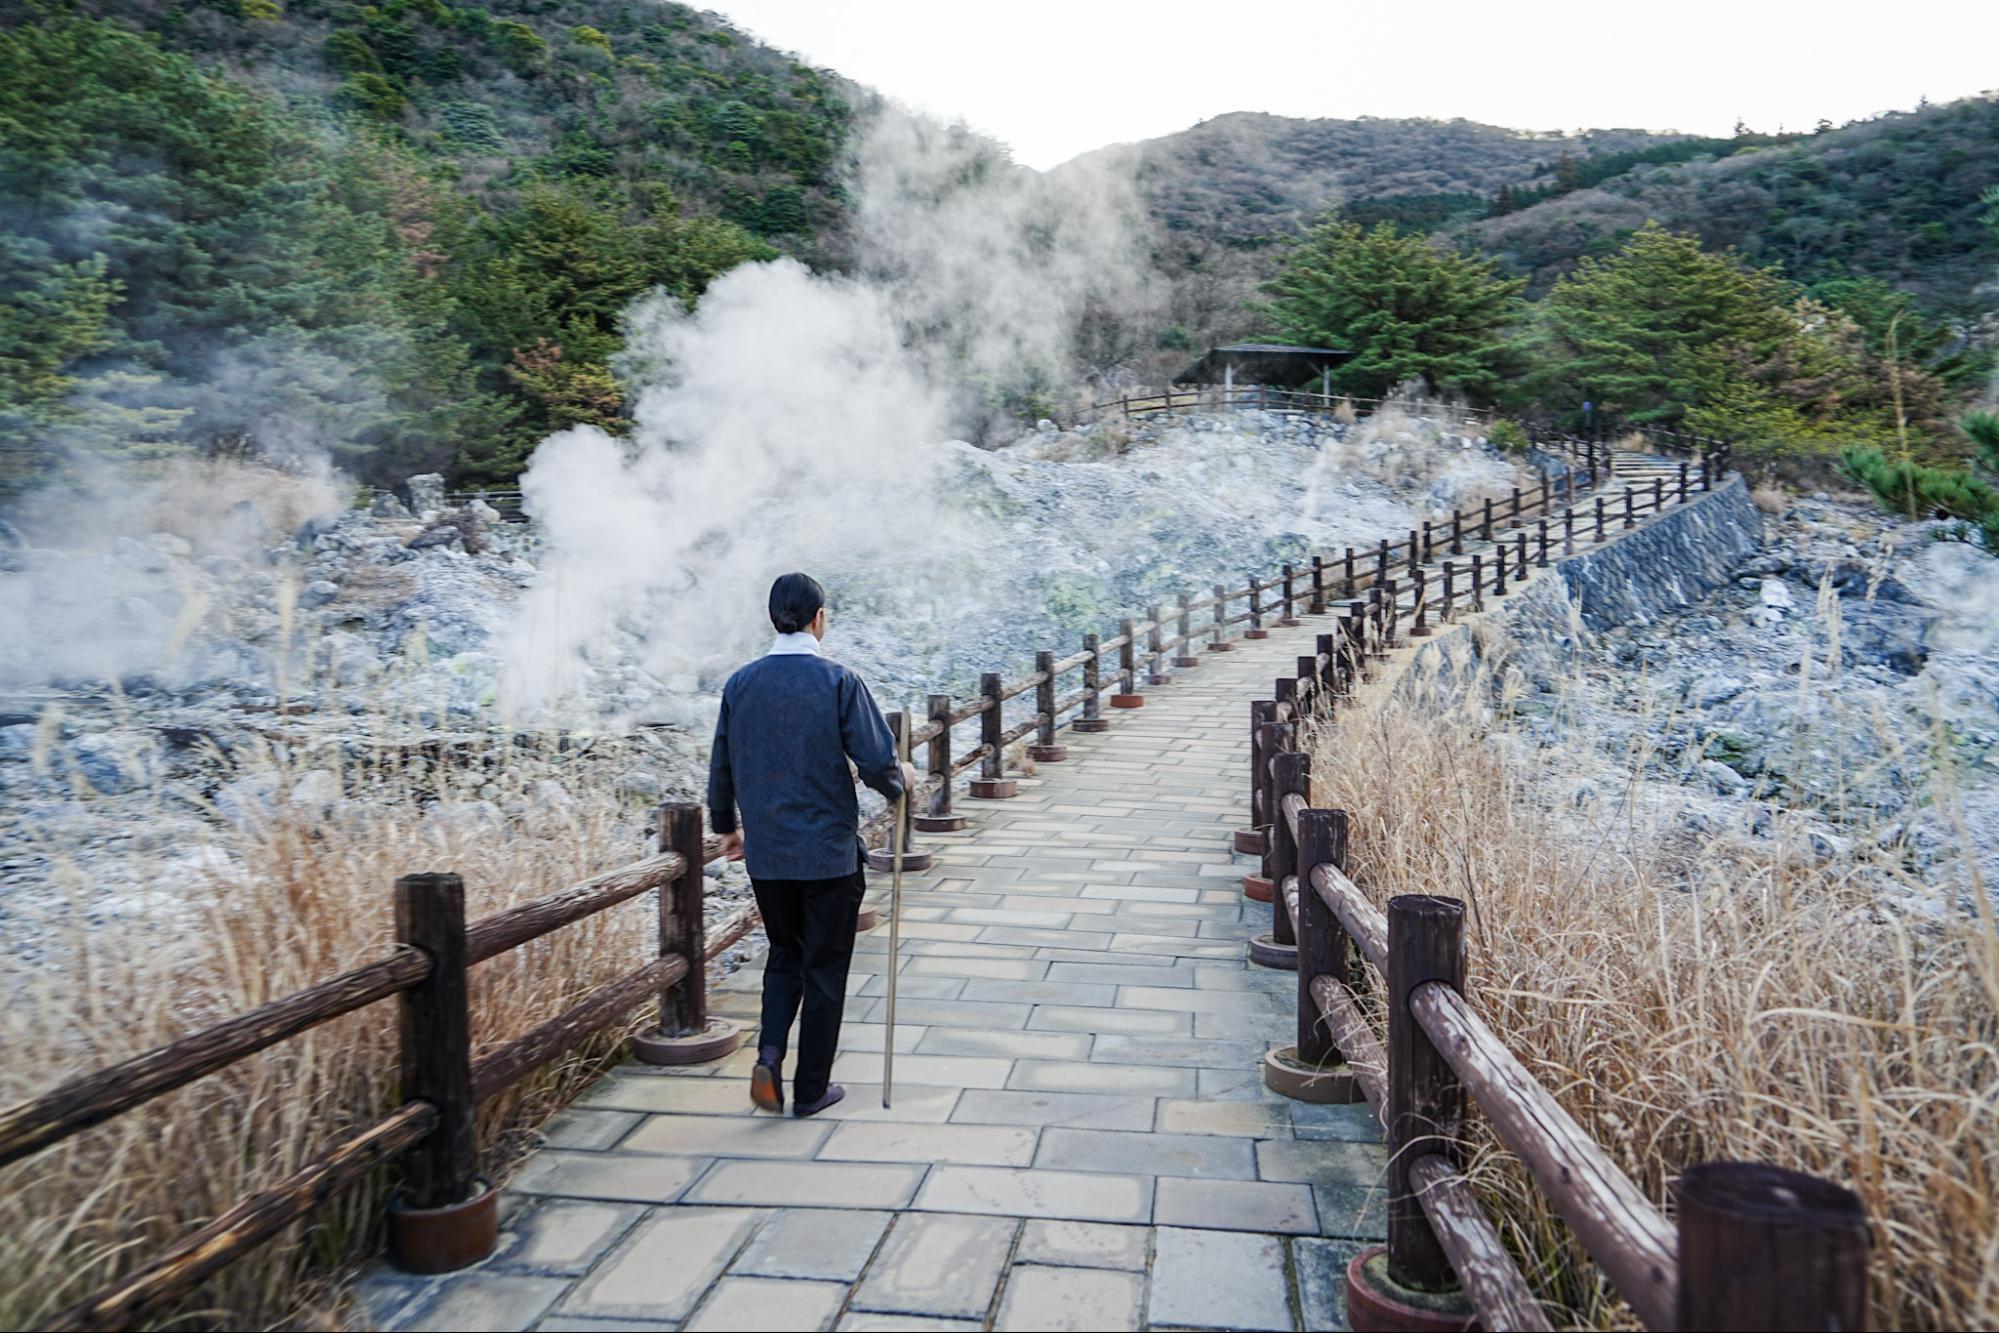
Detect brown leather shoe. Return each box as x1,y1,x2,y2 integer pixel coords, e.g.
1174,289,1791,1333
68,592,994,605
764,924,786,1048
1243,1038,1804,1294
751,1057,784,1113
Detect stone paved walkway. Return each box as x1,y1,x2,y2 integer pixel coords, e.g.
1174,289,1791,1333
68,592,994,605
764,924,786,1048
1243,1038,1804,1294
363,619,1383,1333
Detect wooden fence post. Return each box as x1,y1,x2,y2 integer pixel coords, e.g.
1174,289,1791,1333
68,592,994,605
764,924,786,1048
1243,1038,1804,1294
1421,521,1434,564
1450,510,1464,557
1343,604,1366,688
1678,461,1690,503
971,671,1016,798
1174,594,1201,669
1029,650,1066,761
1493,543,1508,597
1471,554,1485,612
1281,564,1299,625
1315,632,1338,697
1147,604,1168,685
1537,519,1550,568
1383,895,1468,1294
1410,568,1431,637
1440,561,1455,622
1654,477,1665,515
1208,584,1232,651
1244,718,1288,905
1594,496,1606,542
1564,504,1576,555
1310,555,1328,614
1292,808,1352,1072
1237,701,1274,857
1073,633,1109,733
634,803,744,1064
1624,485,1636,529
388,871,494,1272
1112,620,1145,709
1376,539,1390,587
1247,575,1266,639
1481,498,1494,543
1344,547,1357,599
1249,750,1307,969
1515,529,1528,580
1676,1163,1869,1332
916,692,967,829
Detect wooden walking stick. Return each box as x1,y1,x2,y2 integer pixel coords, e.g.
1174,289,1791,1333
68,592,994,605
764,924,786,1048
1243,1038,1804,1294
883,711,908,1108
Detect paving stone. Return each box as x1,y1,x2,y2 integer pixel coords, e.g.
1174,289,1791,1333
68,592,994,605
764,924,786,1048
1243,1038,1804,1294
915,1027,1092,1061
953,1088,1156,1131
535,1317,676,1331
856,974,965,999
837,1316,982,1331
830,1051,1015,1088
1147,1227,1292,1331
685,1277,847,1332
850,1212,1017,1319
1044,962,1197,987
1026,1005,1189,1036
1256,1137,1384,1186
402,1273,569,1331
857,997,1033,1029
959,979,1120,1007
1288,1100,1385,1142
509,1151,707,1203
1078,884,1201,903
560,1207,763,1322
578,1076,756,1116
491,1199,641,1275
913,1166,1152,1223
619,1113,831,1159
1032,947,1180,967
1035,1127,1255,1180
1117,985,1289,1016
688,1159,926,1209
349,1267,438,1329
820,1120,1039,1166
994,1264,1145,1332
948,907,1074,928
805,1081,963,1123
1012,1220,1150,1271
1295,1236,1369,1331
827,1022,928,1053
1316,1180,1388,1240
1154,1177,1318,1233
539,1109,642,1151
905,955,1052,980
734,1207,893,1281
974,926,1117,951
1005,1059,1195,1096
1154,1099,1291,1137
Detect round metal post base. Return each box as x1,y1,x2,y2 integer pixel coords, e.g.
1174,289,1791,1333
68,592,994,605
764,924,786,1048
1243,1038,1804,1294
856,904,880,931
1171,656,1201,669
1262,1045,1364,1103
1410,625,1434,638
1233,827,1266,855
1026,743,1068,763
1244,628,1271,640
1205,641,1234,653
1279,617,1302,628
633,1017,744,1066
389,1180,498,1275
913,813,966,832
970,777,1018,799
867,844,934,872
1146,672,1173,686
1345,1247,1478,1332
1070,717,1111,733
1247,932,1297,970
1109,693,1146,708
1243,873,1273,902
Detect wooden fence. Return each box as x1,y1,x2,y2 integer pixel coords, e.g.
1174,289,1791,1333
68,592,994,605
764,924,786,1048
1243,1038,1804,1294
1240,467,1871,1331
0,419,1733,1327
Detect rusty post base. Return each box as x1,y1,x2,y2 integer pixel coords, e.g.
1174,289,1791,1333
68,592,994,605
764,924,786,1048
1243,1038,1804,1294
1243,873,1273,902
913,812,966,832
633,1017,744,1066
1109,693,1146,708
1279,617,1302,627
1027,743,1068,763
388,1180,497,1275
856,904,880,931
1247,931,1297,970
1205,641,1234,653
1346,1247,1478,1333
867,845,934,873
970,777,1018,799
1233,827,1266,856
1262,1045,1364,1104
1172,655,1201,668
1070,717,1111,733
1244,628,1271,640
1410,623,1434,638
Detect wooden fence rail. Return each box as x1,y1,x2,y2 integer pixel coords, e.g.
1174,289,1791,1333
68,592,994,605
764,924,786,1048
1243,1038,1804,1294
0,412,1729,1326
1241,447,1871,1332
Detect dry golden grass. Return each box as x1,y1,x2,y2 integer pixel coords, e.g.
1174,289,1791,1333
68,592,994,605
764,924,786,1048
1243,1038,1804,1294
0,720,667,1328
1308,651,1999,1329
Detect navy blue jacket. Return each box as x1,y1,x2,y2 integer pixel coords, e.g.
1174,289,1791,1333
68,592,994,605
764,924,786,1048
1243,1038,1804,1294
707,651,905,881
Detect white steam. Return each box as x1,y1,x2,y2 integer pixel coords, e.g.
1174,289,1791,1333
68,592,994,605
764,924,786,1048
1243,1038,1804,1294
501,110,1162,718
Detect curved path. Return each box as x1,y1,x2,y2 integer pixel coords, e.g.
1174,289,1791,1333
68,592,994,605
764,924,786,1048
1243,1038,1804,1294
361,616,1381,1333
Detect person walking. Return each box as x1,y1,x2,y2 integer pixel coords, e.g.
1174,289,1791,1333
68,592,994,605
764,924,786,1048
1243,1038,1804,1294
707,573,912,1117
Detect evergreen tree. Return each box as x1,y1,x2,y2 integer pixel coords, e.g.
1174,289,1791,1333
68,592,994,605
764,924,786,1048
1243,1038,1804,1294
1259,219,1525,398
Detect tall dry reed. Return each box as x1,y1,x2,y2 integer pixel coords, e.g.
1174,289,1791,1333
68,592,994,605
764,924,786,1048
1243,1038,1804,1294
1309,646,1999,1329
0,713,672,1328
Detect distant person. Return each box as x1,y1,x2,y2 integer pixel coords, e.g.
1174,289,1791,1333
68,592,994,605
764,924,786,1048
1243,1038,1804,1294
707,572,912,1117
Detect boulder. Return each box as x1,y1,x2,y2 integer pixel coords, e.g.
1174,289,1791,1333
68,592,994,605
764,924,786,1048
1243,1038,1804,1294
406,473,446,518
69,730,161,795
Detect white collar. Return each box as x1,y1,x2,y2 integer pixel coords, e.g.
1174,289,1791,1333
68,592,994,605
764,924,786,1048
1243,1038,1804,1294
767,631,823,656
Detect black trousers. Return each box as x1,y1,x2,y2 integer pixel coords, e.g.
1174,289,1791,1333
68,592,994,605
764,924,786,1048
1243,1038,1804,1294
750,866,865,1103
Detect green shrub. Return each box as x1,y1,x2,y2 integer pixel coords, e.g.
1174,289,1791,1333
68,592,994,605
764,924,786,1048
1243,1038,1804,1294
1486,418,1530,453
1841,445,1999,525
1964,409,1999,472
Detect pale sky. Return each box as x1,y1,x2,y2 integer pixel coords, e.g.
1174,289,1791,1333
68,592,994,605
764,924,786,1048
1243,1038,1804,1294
705,0,1999,170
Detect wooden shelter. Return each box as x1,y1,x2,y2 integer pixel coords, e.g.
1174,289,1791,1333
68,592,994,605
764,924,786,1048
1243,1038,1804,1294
1175,343,1355,394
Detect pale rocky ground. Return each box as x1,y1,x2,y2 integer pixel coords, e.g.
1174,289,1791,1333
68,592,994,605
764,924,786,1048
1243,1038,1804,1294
0,410,1519,944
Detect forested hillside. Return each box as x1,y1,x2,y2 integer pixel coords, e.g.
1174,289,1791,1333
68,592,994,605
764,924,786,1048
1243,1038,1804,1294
1,0,855,489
